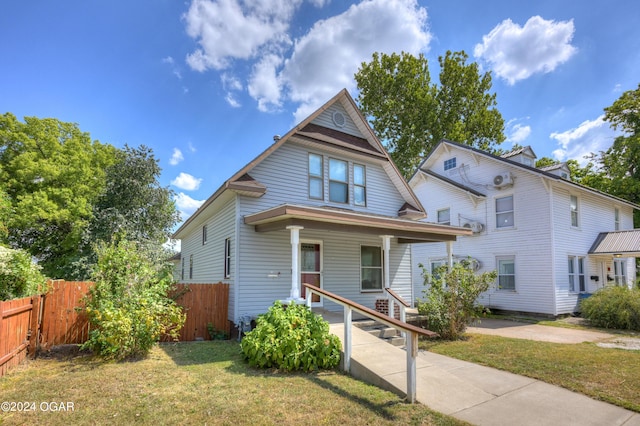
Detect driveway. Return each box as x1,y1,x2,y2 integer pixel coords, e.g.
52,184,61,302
467,318,615,344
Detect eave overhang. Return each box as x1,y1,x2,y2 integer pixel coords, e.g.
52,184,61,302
588,230,640,257
244,204,471,243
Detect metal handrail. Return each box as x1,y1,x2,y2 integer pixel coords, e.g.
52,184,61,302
302,283,437,403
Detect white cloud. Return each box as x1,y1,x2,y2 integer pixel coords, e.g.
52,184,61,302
221,72,243,107
550,115,617,165
174,192,205,221
171,172,203,191
282,0,431,122
184,0,300,71
474,16,576,85
182,0,430,123
169,148,184,165
507,123,531,143
162,56,183,79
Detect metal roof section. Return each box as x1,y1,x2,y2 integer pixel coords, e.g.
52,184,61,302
420,170,486,198
588,229,640,256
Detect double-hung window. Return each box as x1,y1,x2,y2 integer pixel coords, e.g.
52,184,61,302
181,258,185,281
202,224,208,245
570,195,579,227
497,256,515,290
613,259,627,286
308,153,324,200
329,158,348,203
437,208,450,225
354,164,366,206
568,256,586,292
615,208,620,231
189,254,194,280
224,238,231,279
361,245,382,291
496,196,514,228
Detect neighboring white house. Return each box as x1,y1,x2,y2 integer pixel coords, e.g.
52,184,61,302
409,141,640,316
172,90,470,331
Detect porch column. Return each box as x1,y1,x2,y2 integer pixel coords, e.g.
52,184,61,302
446,241,454,271
381,235,393,318
286,225,305,302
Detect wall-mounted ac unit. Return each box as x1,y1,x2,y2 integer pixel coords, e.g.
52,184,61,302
462,220,484,234
493,172,513,188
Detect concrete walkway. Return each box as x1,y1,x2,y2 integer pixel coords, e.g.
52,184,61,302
321,312,640,426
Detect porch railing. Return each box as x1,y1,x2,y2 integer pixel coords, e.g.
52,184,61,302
385,288,410,336
302,283,437,403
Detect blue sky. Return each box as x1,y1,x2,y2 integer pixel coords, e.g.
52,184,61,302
2,0,639,224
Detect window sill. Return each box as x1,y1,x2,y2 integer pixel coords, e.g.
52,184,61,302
361,289,383,293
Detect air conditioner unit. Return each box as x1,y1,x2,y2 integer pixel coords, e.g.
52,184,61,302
493,172,513,188
462,220,484,234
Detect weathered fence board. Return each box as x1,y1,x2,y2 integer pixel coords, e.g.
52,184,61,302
39,280,91,350
0,296,34,376
170,283,230,341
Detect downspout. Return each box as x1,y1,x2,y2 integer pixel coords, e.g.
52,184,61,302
549,184,558,316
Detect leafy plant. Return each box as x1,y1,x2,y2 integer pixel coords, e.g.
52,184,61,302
207,322,228,340
241,301,341,372
82,237,185,359
0,246,48,300
581,286,640,331
417,261,497,340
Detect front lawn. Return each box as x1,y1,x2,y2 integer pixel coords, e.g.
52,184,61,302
0,341,465,425
420,334,640,412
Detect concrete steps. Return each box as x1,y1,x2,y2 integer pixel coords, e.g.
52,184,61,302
353,319,405,346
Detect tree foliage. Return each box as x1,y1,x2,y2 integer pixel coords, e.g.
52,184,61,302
355,51,505,177
0,113,179,279
0,246,47,300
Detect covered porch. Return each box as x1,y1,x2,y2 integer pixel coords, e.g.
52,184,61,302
588,229,640,290
244,204,472,311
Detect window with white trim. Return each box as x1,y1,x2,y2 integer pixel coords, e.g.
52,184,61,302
354,163,366,206
189,254,193,280
444,157,456,171
497,256,515,290
224,238,231,279
568,256,586,292
437,208,450,225
361,245,382,291
329,158,348,203
202,224,208,245
308,153,324,200
496,195,514,228
615,208,620,231
181,258,185,281
570,195,579,227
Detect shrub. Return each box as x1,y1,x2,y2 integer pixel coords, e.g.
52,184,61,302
581,286,640,331
82,238,185,360
417,261,497,340
0,246,47,300
241,301,341,372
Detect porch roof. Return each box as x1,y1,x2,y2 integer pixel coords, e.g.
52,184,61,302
243,204,472,243
588,229,640,257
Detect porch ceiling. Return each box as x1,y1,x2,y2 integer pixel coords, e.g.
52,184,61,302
589,229,640,257
243,204,471,243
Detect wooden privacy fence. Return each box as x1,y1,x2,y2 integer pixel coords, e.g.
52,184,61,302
0,281,229,377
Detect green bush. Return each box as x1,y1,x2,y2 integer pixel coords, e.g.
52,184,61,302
0,246,47,300
241,301,341,372
417,261,497,340
82,238,185,360
581,286,640,331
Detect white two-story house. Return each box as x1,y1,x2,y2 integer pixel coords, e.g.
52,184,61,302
409,141,639,316
172,90,469,331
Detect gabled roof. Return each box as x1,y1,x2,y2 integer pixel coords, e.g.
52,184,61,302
173,89,425,238
413,139,640,211
589,229,640,256
501,145,537,159
416,170,486,198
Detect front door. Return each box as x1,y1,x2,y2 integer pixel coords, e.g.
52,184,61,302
301,241,322,306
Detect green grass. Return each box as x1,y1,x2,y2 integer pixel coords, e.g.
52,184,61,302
420,334,640,412
0,341,466,426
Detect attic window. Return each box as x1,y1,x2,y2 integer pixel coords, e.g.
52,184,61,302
332,111,346,127
444,157,456,171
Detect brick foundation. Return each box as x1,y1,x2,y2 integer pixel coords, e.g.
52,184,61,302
375,298,400,320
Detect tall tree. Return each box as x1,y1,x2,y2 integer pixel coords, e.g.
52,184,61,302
355,50,505,177
0,113,116,278
72,145,180,279
599,84,640,220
